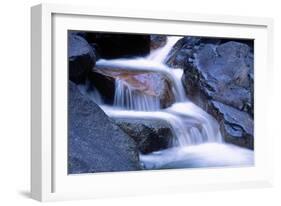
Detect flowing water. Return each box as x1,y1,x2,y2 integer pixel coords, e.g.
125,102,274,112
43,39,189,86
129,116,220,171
88,36,254,169
113,79,161,111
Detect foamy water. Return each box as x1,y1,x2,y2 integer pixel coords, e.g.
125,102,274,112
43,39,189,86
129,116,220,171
140,143,254,169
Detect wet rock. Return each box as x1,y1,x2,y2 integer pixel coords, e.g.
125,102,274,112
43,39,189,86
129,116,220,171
211,101,254,149
114,118,175,154
150,35,167,50
68,34,96,83
179,40,254,149
90,66,175,108
68,81,141,174
166,36,253,69
165,37,202,69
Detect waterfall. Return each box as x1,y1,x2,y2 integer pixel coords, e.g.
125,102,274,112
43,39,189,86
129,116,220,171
89,36,253,169
95,36,222,146
101,106,201,146
148,36,182,62
96,60,186,103
113,79,161,111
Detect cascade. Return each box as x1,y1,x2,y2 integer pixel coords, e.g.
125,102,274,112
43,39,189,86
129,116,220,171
87,36,253,169
95,36,221,146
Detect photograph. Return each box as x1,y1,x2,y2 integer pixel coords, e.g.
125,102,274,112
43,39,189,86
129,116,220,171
68,31,254,174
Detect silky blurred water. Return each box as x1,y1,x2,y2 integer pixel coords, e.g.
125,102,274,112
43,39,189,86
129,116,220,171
140,143,254,169
92,36,254,169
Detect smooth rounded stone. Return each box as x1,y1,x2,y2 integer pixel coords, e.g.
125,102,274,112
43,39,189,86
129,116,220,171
150,35,167,50
179,40,254,149
114,118,175,154
68,34,96,83
68,81,141,174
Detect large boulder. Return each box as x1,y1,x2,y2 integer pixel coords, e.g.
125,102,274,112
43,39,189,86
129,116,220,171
68,34,96,83
114,118,175,154
68,81,141,174
178,40,254,149
185,41,254,115
166,36,253,69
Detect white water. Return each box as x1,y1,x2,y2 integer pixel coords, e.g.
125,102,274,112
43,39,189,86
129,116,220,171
113,79,161,111
92,36,253,169
148,36,182,63
102,102,221,147
140,143,254,169
96,60,186,103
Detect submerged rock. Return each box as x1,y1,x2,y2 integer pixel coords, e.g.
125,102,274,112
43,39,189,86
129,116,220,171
114,118,175,154
174,39,254,149
68,81,141,174
68,34,96,83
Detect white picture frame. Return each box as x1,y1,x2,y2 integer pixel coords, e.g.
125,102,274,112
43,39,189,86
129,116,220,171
31,3,274,202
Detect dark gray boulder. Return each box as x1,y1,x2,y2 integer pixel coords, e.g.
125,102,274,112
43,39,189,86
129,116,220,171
165,36,253,69
68,81,141,174
165,36,217,69
114,118,175,154
211,101,253,148
178,40,254,149
68,34,96,83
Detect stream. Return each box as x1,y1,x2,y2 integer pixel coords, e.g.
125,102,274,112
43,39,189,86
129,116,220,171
83,36,254,170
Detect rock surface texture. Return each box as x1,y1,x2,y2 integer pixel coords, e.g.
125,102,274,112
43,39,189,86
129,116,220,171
114,118,175,154
68,81,141,174
68,34,96,83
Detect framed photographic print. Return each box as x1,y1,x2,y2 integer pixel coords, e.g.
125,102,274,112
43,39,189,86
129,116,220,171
31,3,274,201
